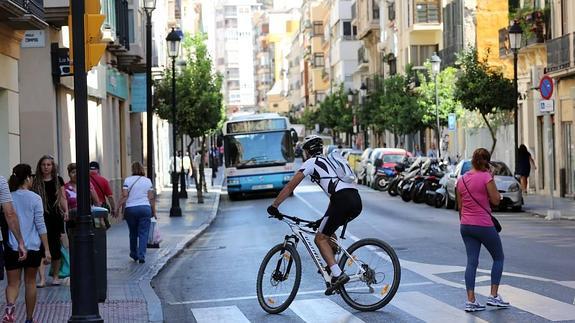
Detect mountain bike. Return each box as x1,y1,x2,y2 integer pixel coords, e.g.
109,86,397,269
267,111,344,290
256,212,401,314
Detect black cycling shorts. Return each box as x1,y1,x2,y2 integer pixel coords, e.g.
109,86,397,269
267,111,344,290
4,249,43,271
318,188,362,236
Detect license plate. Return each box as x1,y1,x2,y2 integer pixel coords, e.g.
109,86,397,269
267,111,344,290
252,184,273,190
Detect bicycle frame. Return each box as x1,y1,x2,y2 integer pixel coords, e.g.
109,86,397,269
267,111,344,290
277,217,367,287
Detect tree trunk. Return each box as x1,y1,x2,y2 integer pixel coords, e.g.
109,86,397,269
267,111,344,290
197,135,206,204
481,113,497,155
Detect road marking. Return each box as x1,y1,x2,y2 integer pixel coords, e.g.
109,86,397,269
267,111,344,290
393,291,488,323
168,282,434,305
290,299,365,323
476,285,575,321
557,281,575,289
191,305,250,323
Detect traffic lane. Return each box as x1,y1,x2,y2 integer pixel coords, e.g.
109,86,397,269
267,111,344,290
153,185,422,323
346,187,575,281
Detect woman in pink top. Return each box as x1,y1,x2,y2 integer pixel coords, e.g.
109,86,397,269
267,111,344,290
456,148,509,312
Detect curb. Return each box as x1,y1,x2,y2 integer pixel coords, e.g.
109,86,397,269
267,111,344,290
142,178,224,323
525,209,575,221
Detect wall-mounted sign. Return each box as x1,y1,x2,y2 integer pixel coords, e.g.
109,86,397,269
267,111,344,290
131,73,147,113
448,113,457,131
539,99,555,113
22,30,45,48
539,75,553,100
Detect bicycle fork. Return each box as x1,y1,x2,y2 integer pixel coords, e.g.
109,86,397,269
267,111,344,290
273,235,299,282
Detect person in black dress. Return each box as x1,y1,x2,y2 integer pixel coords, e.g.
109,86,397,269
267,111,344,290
516,145,536,194
31,155,68,287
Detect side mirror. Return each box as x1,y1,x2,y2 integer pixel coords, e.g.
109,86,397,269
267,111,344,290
290,128,298,145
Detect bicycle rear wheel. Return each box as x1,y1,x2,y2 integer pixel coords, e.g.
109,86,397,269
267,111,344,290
338,238,401,311
256,243,301,314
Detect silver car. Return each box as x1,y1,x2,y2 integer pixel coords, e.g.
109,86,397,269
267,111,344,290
445,160,523,211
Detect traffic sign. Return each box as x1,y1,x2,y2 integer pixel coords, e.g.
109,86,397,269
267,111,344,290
539,100,554,113
539,75,553,99
448,113,456,131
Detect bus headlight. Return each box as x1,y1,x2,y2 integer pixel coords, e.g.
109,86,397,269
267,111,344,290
228,179,240,186
283,175,293,182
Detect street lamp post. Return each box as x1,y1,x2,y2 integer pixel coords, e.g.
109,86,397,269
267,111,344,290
359,83,368,149
144,0,156,185
347,89,356,147
69,0,102,321
430,52,441,159
167,28,182,217
509,21,522,172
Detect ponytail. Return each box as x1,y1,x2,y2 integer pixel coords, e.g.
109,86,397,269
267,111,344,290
8,164,32,192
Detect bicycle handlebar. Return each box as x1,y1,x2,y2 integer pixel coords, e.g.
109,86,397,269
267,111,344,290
268,212,318,229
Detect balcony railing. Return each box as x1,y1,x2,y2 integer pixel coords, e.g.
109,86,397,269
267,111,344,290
546,34,571,73
0,0,46,29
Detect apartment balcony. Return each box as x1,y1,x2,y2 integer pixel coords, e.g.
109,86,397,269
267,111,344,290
357,46,369,70
499,10,549,58
546,33,572,74
0,0,47,29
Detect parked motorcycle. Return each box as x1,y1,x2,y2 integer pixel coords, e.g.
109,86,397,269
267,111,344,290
399,158,427,202
372,158,397,191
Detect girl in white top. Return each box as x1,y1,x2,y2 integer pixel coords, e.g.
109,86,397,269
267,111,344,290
116,162,156,263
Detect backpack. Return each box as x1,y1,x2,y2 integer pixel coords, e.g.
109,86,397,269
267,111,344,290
320,149,356,183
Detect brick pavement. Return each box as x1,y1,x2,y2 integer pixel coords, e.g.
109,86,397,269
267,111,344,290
0,168,224,322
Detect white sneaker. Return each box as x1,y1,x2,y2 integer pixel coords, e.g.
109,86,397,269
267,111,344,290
486,294,510,307
465,300,486,312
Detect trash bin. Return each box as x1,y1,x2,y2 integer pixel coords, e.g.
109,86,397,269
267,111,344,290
68,207,108,303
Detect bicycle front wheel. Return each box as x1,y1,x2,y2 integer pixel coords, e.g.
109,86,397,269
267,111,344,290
338,238,401,312
256,243,301,314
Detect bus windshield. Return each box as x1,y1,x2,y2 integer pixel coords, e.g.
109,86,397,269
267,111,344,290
225,131,294,169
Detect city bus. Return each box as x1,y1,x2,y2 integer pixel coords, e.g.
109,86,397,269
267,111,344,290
223,113,297,199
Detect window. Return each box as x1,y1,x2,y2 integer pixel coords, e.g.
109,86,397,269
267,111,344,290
342,21,354,39
561,0,568,35
128,9,134,43
313,53,325,67
372,0,380,20
415,0,440,23
410,44,438,66
388,2,396,20
224,6,237,16
103,0,116,33
313,21,323,36
227,68,240,79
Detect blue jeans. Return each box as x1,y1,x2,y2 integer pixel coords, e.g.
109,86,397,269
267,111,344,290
460,224,504,291
124,205,152,260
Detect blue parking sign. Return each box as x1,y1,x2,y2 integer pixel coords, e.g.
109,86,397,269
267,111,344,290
448,113,456,131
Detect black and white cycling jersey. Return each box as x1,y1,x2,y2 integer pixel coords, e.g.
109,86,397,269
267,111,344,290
298,156,357,196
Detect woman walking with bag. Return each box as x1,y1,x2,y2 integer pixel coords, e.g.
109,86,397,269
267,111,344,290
3,164,51,323
31,155,68,287
116,162,155,263
456,148,509,312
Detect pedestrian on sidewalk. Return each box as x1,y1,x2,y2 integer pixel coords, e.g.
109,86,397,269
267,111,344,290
64,163,101,211
0,176,27,274
517,144,536,194
456,148,509,312
31,155,68,288
3,164,51,323
183,152,192,189
89,161,115,228
116,162,156,264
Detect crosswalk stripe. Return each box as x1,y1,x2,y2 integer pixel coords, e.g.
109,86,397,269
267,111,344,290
393,292,488,323
191,305,250,323
290,299,365,323
476,285,575,321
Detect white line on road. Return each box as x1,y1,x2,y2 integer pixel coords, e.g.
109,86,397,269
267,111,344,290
557,281,575,289
191,305,250,323
168,282,434,305
476,285,575,321
290,298,365,323
393,291,488,323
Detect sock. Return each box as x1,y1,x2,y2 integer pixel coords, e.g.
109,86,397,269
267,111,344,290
330,264,342,277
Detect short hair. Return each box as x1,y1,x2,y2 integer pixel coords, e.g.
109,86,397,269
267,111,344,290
472,148,491,171
131,161,146,176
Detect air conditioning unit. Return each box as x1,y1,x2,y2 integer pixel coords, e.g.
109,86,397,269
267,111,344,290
102,26,115,43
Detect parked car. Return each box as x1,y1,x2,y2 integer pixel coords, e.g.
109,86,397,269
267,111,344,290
445,160,523,211
365,148,411,188
341,149,363,173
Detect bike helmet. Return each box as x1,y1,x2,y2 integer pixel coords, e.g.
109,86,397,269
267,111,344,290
302,135,323,157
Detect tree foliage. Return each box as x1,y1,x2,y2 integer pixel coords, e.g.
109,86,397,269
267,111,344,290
416,64,462,129
154,33,225,202
454,47,515,153
317,84,353,136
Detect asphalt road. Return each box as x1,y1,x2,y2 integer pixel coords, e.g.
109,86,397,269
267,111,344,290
152,179,575,323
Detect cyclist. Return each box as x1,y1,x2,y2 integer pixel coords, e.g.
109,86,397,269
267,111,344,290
267,135,362,295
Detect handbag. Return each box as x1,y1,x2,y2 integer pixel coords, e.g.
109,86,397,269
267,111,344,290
461,176,502,232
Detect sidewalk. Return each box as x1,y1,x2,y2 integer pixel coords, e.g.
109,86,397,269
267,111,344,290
523,193,575,220
0,167,224,322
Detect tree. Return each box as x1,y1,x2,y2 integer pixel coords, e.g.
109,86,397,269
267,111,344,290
454,48,515,153
154,33,225,203
317,84,353,141
416,64,462,130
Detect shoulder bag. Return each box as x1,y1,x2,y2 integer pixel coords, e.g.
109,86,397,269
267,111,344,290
461,176,502,232
120,176,143,216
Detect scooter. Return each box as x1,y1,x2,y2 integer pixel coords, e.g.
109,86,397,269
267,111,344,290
373,166,396,191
